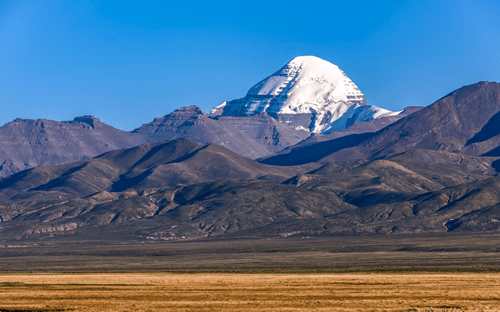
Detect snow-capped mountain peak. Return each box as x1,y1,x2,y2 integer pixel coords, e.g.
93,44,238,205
214,55,396,133
248,55,364,106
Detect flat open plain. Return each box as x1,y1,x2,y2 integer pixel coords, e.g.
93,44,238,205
1,234,500,311
0,273,499,311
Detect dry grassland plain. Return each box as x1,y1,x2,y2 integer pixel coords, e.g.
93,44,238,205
0,273,499,312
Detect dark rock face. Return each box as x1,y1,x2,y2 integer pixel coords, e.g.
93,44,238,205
133,106,310,159
132,105,204,139
262,132,375,166
0,116,145,177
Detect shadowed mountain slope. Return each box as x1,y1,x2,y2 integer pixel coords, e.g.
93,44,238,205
263,82,500,166
0,138,297,199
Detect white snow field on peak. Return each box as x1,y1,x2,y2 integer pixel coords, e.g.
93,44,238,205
213,55,398,133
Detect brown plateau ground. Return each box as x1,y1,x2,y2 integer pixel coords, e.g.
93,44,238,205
0,273,499,312
0,234,499,311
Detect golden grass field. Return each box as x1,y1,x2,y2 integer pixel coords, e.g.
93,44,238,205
0,273,499,312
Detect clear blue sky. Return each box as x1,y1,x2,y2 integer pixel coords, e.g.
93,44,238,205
1,0,499,130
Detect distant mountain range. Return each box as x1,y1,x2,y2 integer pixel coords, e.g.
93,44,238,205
0,116,144,177
0,56,406,177
0,56,499,241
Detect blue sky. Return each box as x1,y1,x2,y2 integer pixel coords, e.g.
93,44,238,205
1,0,499,130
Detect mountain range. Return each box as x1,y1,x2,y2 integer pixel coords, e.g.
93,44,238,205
0,56,499,241
0,56,403,178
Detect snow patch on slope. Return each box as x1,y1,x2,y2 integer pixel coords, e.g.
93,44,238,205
323,105,400,133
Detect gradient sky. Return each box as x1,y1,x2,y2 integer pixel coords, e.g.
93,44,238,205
1,0,499,130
